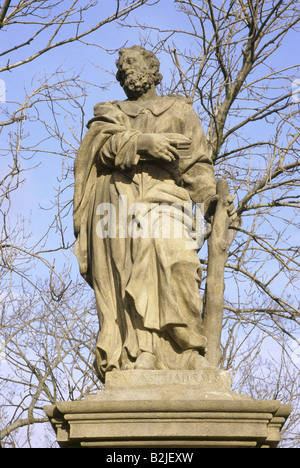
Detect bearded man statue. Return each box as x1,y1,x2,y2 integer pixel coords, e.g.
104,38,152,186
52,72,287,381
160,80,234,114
73,45,220,383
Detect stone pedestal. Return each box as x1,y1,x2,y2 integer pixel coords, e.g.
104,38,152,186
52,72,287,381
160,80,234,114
44,369,291,448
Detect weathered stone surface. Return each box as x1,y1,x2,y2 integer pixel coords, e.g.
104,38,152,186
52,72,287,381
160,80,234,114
106,368,232,391
46,46,291,450
73,45,237,381
44,370,291,448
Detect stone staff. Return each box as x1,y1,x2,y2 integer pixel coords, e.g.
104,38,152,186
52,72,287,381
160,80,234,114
202,178,232,367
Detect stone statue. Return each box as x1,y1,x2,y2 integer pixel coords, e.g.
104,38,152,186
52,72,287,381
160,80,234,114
73,45,235,382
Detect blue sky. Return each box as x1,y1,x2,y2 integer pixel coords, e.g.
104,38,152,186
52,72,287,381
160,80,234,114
1,0,299,282
0,2,299,449
0,2,190,265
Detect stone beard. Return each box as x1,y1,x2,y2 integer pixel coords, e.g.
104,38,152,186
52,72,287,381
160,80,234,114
119,68,156,100
73,46,216,382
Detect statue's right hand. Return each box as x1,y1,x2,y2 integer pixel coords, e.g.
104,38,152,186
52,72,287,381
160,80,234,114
137,134,179,162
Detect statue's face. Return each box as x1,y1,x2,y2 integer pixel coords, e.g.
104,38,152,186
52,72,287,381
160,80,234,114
118,49,148,80
117,49,156,99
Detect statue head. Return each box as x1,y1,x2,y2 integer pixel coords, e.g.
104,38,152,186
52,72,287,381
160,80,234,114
116,45,163,100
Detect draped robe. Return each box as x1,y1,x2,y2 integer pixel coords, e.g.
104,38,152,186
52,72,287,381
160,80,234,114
73,95,216,382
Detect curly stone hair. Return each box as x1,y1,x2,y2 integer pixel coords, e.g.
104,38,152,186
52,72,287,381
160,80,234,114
116,45,163,86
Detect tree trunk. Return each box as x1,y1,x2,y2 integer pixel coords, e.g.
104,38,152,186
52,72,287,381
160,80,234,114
202,178,230,367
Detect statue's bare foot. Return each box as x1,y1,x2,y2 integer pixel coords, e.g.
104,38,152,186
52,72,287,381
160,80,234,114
187,351,210,370
134,352,156,370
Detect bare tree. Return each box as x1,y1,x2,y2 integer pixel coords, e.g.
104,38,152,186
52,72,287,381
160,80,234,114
0,0,157,448
0,1,157,70
1,0,299,448
0,64,99,447
0,271,99,447
120,0,300,447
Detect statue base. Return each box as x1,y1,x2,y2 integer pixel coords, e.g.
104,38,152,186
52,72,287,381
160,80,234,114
44,369,291,448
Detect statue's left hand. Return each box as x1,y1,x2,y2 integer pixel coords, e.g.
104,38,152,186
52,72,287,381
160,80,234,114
205,193,237,223
225,194,237,223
